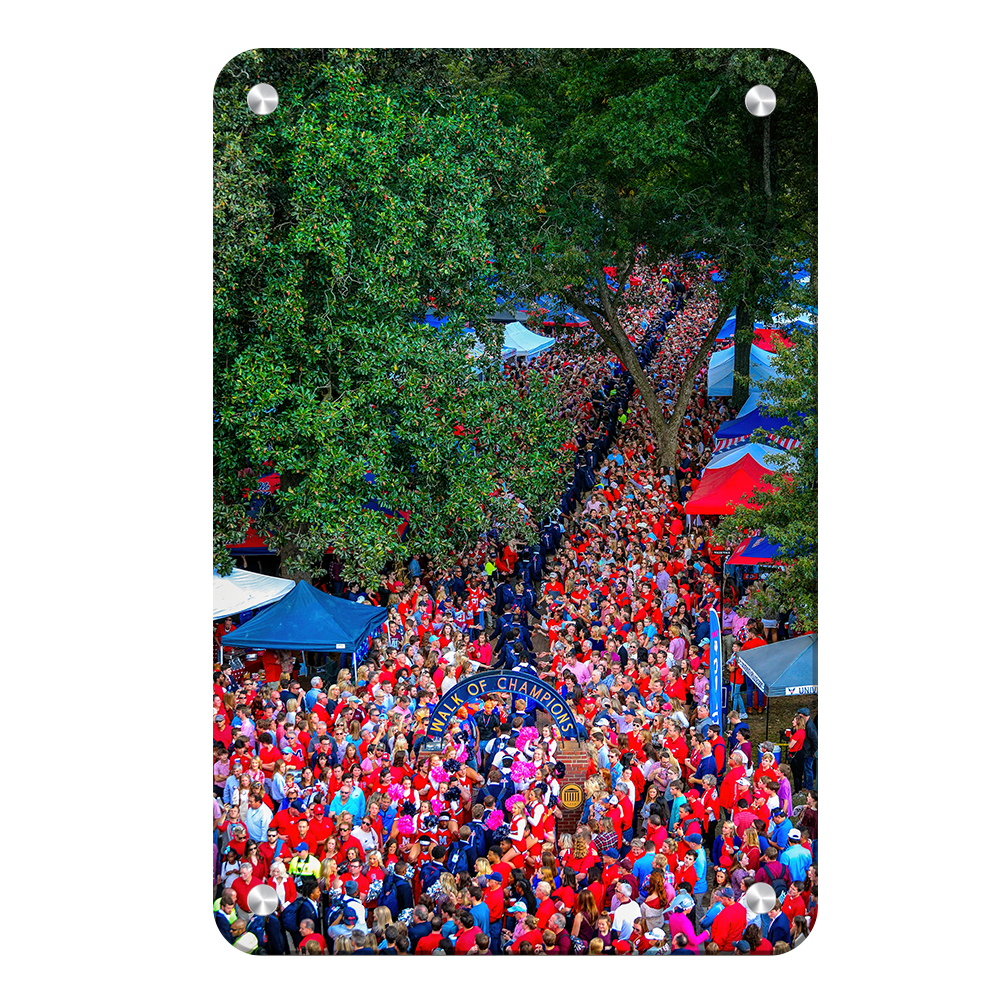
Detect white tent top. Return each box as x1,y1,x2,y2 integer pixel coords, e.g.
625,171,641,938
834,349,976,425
503,322,555,359
708,343,781,397
213,568,295,620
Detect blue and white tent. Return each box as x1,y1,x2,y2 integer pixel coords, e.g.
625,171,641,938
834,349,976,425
708,343,780,397
503,322,556,360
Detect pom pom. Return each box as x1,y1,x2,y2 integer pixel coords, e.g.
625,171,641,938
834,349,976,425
515,727,539,753
496,823,511,839
443,759,460,774
485,810,503,831
456,745,468,763
506,794,526,809
444,787,462,803
396,814,415,835
430,765,448,785
431,798,445,815
387,783,405,802
511,761,537,783
554,762,566,779
400,801,417,817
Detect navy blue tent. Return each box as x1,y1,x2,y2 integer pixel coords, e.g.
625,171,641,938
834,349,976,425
738,635,817,698
221,580,387,653
715,407,796,442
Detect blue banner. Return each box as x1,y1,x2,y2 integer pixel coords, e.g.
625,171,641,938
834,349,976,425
709,608,723,726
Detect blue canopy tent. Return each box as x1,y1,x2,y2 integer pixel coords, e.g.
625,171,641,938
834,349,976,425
220,580,388,679
503,322,555,360
715,407,801,449
737,634,817,737
715,309,775,342
708,343,780,396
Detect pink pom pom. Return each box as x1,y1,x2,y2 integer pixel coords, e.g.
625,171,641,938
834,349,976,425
511,761,537,783
515,727,540,753
485,810,503,831
432,798,445,815
456,746,468,763
387,783,405,802
506,794,526,808
430,765,448,784
396,815,415,835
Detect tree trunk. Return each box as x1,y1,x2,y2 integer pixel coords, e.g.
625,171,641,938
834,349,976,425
731,298,753,414
663,300,735,469
567,280,671,464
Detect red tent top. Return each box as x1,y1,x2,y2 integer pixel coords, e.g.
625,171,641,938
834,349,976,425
684,455,787,515
753,328,794,352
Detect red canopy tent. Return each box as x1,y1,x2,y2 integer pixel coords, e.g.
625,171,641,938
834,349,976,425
684,455,787,515
753,328,794,352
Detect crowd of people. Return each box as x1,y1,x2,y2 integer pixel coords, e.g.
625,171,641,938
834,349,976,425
212,258,817,955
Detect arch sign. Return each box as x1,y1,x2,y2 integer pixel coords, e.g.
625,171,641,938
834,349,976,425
426,669,579,740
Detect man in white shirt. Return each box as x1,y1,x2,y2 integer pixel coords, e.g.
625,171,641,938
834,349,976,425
610,883,641,938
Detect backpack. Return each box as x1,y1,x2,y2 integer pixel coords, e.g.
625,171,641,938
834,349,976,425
468,821,488,861
761,861,790,896
445,839,472,876
378,870,413,919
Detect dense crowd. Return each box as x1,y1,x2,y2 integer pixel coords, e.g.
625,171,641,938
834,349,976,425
212,259,817,955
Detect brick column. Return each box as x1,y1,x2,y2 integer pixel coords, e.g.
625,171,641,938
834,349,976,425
556,741,590,838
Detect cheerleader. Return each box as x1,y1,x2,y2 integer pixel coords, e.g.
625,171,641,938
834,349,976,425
399,774,420,811
503,801,530,863
540,725,560,762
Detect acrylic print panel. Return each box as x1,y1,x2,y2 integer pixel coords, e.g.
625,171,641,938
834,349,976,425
213,48,818,956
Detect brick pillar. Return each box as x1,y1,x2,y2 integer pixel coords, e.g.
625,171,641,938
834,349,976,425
556,741,590,838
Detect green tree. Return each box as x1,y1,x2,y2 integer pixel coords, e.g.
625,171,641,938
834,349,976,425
214,48,567,582
717,311,817,632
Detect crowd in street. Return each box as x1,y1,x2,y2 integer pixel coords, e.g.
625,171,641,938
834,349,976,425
213,258,817,955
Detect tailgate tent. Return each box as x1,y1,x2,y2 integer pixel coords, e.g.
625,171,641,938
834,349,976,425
728,534,782,565
684,453,786,515
220,580,387,654
738,634,818,737
503,322,556,360
715,408,798,449
213,569,295,620
704,441,788,473
708,344,779,397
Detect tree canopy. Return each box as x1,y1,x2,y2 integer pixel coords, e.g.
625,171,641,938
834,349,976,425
214,48,568,582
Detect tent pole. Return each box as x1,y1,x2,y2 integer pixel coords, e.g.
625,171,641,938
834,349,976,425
765,699,770,741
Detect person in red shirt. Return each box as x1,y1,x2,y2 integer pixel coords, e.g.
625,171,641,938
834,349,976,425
782,882,807,923
231,862,264,916
533,881,556,930
719,752,748,819
710,887,747,951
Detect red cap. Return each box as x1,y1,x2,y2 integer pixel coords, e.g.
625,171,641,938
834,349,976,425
614,940,631,954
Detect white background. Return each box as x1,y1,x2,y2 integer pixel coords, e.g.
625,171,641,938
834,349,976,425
3,2,992,996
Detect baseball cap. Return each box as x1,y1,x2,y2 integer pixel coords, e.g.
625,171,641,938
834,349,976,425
721,886,734,898
735,939,751,953
295,841,309,851
214,714,225,722
788,829,802,841
507,900,528,914
698,639,709,647
602,847,620,861
684,833,703,846
344,880,359,895
671,892,695,912
797,707,811,717
613,940,631,954
644,928,666,941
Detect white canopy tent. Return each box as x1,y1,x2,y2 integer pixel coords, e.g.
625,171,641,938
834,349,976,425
503,322,555,360
213,568,295,620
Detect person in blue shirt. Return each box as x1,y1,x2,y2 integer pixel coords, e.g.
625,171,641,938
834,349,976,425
770,809,793,851
408,557,421,579
631,839,655,889
779,829,812,882
699,889,725,929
